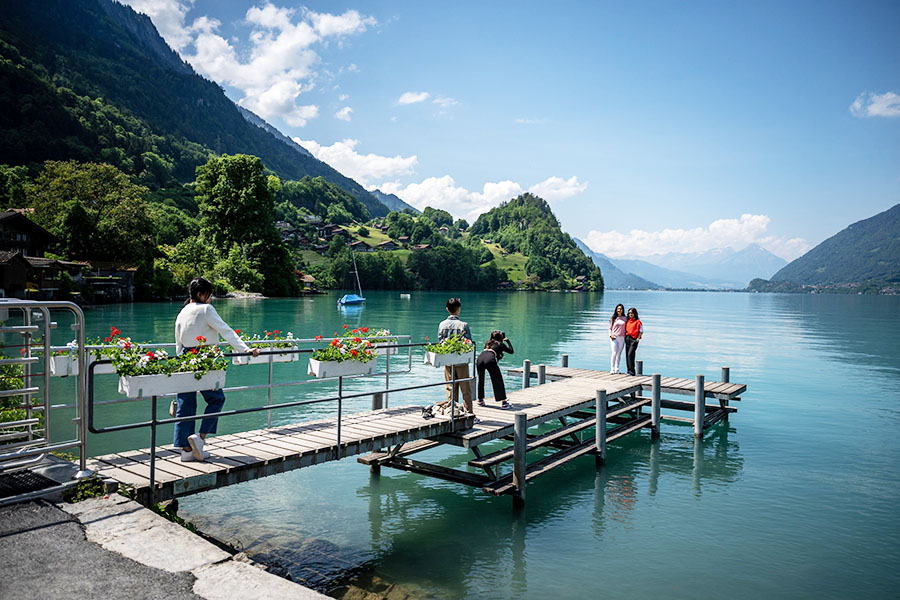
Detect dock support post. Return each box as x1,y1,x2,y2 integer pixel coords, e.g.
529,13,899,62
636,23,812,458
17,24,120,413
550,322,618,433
522,360,531,389
561,354,568,368
636,360,643,376
694,375,705,438
651,374,661,438
595,389,607,466
372,392,383,411
537,364,546,386
513,412,527,508
720,367,730,421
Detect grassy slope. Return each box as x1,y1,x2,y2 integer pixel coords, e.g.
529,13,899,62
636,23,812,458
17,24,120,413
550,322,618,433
481,241,528,282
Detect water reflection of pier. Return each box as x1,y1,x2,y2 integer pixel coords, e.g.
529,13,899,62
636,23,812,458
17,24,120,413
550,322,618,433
354,423,743,597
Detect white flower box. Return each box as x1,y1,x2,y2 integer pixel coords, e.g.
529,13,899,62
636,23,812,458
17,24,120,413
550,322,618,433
424,351,471,368
48,355,115,377
307,358,376,378
232,347,299,366
372,342,398,356
117,370,226,399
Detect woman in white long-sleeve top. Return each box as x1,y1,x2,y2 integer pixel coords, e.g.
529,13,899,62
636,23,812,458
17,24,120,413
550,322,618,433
608,303,627,374
174,277,258,462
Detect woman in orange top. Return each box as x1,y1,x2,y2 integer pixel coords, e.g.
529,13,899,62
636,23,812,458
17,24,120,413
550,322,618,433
624,307,643,376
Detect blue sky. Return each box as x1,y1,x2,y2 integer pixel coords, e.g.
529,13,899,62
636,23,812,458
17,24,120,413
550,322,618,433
124,1,900,260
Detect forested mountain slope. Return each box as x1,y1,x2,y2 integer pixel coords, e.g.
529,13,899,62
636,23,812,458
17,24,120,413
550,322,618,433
0,0,388,216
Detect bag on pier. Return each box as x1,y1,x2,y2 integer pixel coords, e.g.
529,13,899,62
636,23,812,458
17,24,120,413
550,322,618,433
169,398,177,418
421,404,434,419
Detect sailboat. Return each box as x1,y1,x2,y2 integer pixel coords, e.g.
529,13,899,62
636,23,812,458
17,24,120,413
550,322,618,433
337,252,366,306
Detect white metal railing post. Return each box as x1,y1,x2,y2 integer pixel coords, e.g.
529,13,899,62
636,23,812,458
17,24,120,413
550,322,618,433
694,374,705,437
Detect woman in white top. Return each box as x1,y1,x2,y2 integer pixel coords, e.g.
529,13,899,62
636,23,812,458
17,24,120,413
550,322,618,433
174,277,258,462
608,303,627,373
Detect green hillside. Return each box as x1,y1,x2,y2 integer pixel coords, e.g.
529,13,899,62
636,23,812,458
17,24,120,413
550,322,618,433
468,193,603,290
765,203,900,290
0,0,387,217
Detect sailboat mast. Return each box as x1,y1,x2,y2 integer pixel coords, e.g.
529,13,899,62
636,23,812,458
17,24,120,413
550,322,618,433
352,252,363,297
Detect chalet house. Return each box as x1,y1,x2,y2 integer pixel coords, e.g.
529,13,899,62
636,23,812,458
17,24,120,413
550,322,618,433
85,262,137,303
317,224,344,241
411,243,431,251
439,226,449,235
24,257,89,300
298,273,316,291
303,214,323,226
0,251,29,298
397,236,410,247
0,210,57,257
348,240,373,252
376,240,400,251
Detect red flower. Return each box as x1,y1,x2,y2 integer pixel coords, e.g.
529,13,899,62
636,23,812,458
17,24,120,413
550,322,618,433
20,348,25,355
196,335,206,344
330,338,340,347
425,336,429,341
354,336,362,343
191,348,198,354
361,327,369,333
274,329,280,335
314,335,323,341
235,329,241,335
350,349,358,357
146,351,155,360
123,341,131,349
110,326,121,337
352,328,359,334
104,336,112,342
343,324,348,329
365,341,372,347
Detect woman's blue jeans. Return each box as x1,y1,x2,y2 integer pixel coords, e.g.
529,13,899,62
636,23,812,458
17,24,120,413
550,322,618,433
173,388,226,449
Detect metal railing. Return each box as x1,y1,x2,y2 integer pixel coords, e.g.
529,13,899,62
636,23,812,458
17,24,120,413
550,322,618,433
85,340,476,504
0,299,89,478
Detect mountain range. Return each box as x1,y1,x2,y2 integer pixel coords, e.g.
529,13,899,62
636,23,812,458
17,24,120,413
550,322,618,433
750,202,900,292
0,0,389,217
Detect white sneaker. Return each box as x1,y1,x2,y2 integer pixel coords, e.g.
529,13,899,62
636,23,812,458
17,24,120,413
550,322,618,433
187,434,205,461
181,449,210,462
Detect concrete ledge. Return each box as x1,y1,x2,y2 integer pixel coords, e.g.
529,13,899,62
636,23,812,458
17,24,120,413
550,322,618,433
61,496,328,599
193,560,327,600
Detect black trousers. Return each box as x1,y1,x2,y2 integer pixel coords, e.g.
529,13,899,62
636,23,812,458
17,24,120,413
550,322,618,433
625,335,640,376
477,350,507,401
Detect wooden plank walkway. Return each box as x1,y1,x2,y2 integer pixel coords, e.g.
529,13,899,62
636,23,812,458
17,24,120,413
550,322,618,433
508,366,746,400
87,405,472,504
440,376,642,448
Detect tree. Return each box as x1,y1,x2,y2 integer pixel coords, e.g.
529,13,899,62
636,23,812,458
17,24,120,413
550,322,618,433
422,206,453,228
195,154,298,296
25,160,155,264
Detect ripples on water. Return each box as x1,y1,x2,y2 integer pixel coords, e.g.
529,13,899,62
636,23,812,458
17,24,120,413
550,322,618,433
62,291,900,598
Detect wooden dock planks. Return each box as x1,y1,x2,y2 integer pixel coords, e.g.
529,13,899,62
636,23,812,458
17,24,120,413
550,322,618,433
508,366,746,399
87,405,472,504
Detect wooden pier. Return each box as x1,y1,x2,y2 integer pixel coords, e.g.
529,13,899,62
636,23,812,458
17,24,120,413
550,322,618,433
87,363,746,507
86,406,472,505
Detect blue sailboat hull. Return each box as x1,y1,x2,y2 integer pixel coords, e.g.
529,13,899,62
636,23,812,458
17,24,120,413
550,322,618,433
338,294,366,305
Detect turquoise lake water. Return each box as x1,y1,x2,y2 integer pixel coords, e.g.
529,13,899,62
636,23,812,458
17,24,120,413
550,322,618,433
51,291,900,598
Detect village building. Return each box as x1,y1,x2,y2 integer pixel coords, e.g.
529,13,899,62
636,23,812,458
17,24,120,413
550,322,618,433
376,240,400,251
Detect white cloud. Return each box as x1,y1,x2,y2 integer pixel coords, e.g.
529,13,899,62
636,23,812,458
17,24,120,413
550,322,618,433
122,1,375,127
850,91,900,118
294,138,417,186
397,91,430,105
335,106,353,121
376,175,589,223
338,94,349,101
528,176,587,202
433,96,458,108
583,214,810,261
